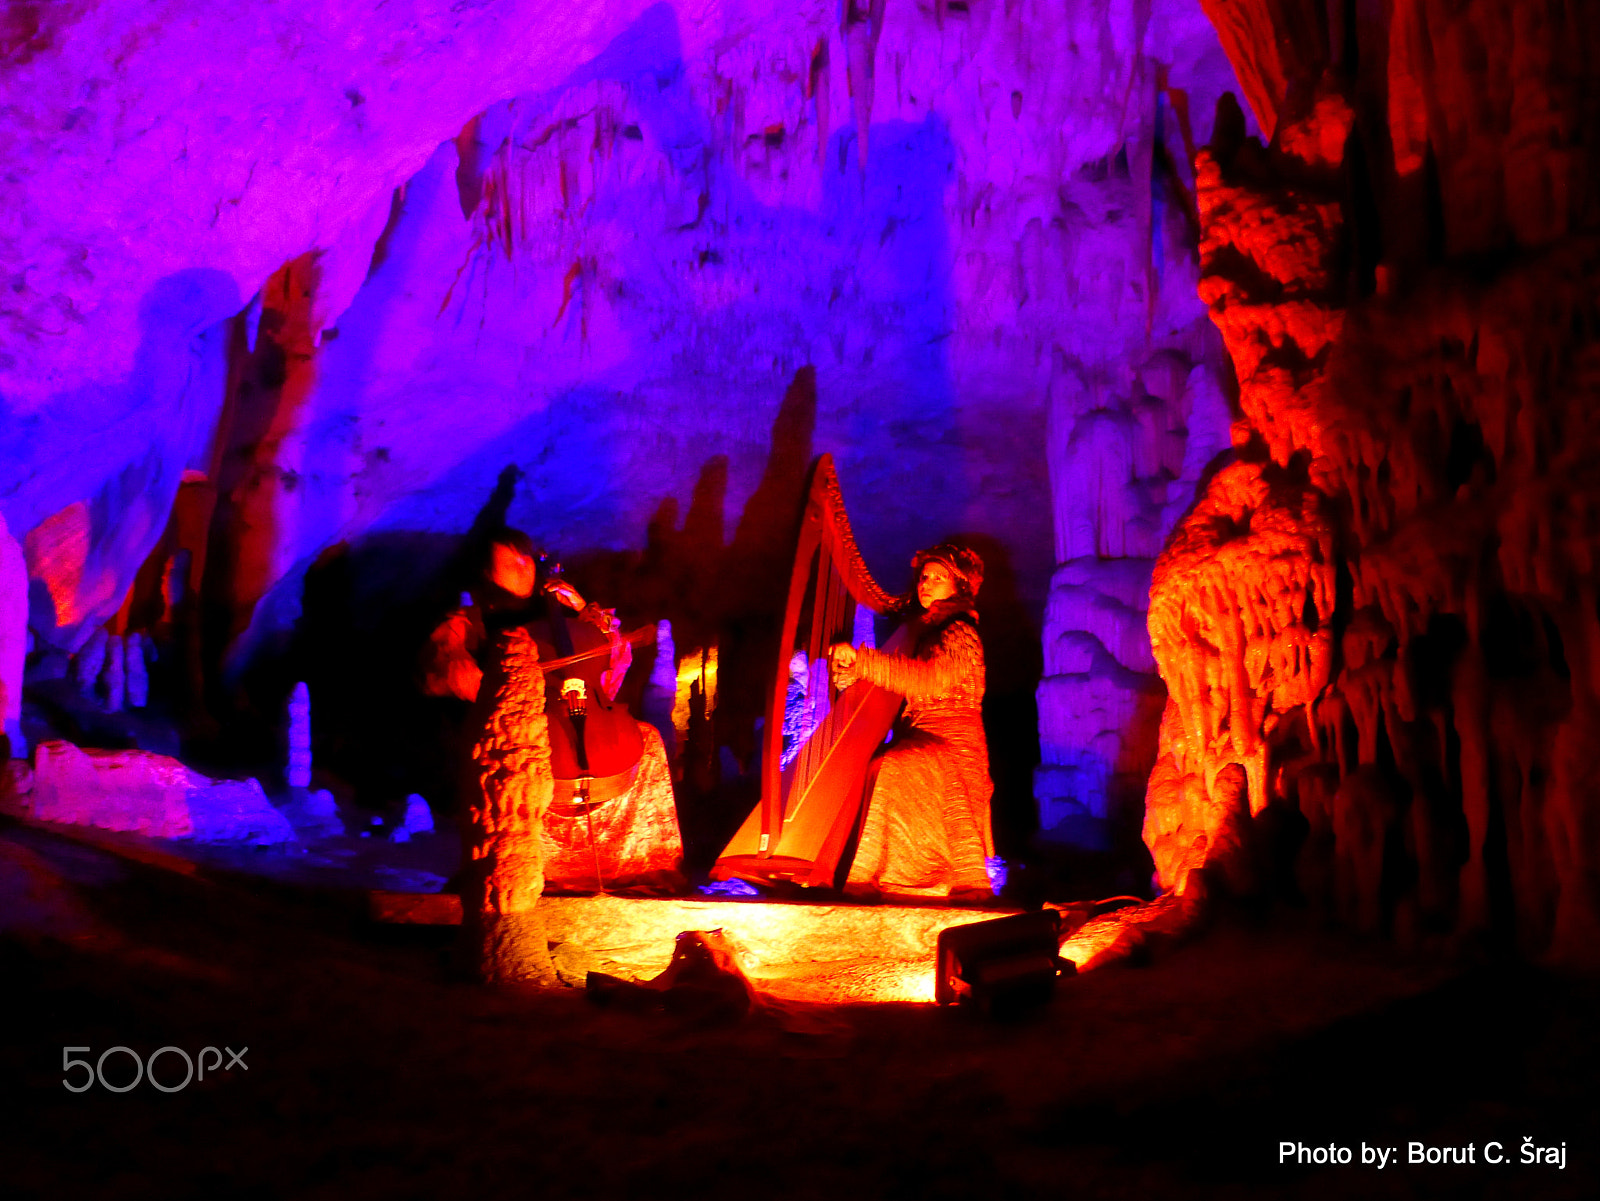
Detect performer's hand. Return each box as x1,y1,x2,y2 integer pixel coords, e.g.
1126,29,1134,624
830,643,857,671
545,580,587,611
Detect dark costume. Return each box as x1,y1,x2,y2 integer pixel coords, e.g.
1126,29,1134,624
423,586,631,705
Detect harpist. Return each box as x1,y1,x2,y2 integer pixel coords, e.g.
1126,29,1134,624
830,543,996,901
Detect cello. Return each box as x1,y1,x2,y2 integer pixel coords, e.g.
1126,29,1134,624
522,560,647,820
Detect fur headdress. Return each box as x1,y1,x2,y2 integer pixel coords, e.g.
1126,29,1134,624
910,543,984,599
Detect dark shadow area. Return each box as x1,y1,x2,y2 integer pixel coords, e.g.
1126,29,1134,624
290,533,466,812
4,830,1593,1201
637,455,731,652
1028,959,1599,1196
953,533,1042,861
665,367,818,873
279,467,537,815
715,365,818,765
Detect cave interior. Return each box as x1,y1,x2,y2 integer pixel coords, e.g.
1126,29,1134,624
3,0,1599,1195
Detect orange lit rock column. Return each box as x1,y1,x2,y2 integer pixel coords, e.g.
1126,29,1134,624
1148,0,1600,964
464,629,557,984
1143,86,1349,896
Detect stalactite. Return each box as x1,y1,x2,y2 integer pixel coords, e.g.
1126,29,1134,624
103,635,125,713
842,0,887,170
810,37,831,169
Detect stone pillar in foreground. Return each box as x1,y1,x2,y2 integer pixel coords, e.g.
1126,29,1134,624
463,629,556,984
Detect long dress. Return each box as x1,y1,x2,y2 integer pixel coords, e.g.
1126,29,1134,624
843,600,995,899
539,722,682,892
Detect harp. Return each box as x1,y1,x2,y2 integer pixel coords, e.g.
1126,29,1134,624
711,455,905,888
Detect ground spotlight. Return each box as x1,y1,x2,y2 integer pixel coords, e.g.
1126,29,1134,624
935,909,1066,1014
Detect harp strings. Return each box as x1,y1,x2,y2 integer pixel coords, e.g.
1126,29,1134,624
791,544,831,795
786,538,857,806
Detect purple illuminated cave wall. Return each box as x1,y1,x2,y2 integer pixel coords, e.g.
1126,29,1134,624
2,0,1246,849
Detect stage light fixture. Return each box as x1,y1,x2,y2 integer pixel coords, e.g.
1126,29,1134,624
934,909,1066,1013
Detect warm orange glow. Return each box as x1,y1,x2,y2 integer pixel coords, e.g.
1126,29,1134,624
877,963,940,1005
538,895,1005,1004
1054,895,1185,973
1057,921,1128,974
1144,458,1335,891
671,646,718,746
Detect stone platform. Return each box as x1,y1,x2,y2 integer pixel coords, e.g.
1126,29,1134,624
546,894,1018,1003
9,802,1023,1005
372,890,1016,1003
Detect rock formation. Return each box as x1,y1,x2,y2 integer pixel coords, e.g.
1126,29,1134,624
22,740,294,844
1028,4,1244,848
7,0,1598,972
464,628,557,983
5,3,1250,827
1145,0,1600,963
0,515,26,756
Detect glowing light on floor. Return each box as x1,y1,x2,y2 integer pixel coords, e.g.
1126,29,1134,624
539,894,1003,1005
877,963,938,1005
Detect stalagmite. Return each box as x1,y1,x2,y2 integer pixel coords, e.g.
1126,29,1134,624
1030,14,1244,845
391,794,435,843
464,629,557,984
639,620,678,763
287,682,313,790
73,629,108,695
1144,457,1334,891
103,635,125,714
125,633,149,710
648,620,677,697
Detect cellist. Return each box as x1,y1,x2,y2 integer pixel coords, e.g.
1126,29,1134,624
423,528,684,892
423,529,619,702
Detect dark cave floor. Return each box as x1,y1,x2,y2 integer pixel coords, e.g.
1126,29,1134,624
2,820,1596,1201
